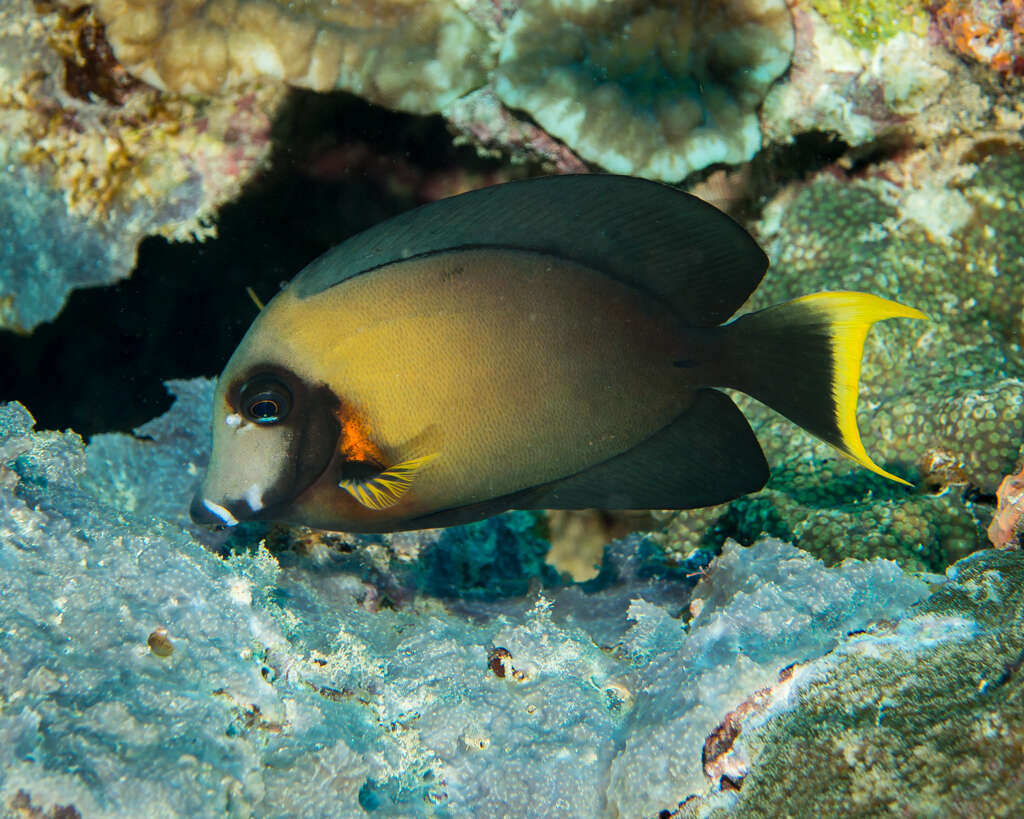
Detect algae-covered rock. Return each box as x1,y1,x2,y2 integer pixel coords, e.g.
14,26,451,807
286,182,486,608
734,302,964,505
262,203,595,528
685,547,1024,818
760,3,1005,152
0,0,282,332
932,0,1024,76
810,0,929,48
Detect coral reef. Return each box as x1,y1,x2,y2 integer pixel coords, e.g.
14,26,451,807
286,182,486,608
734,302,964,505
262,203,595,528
4,1,1024,809
931,0,1024,75
682,547,1024,818
5,0,1014,339
444,87,589,174
0,0,282,331
760,3,1008,151
0,383,945,817
490,0,794,179
989,458,1024,548
4,0,1014,269
79,0,489,111
659,142,1024,571
0,166,127,335
604,538,930,817
448,0,1019,179
71,0,799,182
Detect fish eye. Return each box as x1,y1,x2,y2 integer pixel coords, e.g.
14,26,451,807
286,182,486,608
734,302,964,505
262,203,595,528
239,376,292,425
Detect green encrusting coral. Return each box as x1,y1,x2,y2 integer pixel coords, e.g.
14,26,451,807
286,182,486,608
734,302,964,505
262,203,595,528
810,0,929,48
659,145,1024,572
697,466,982,573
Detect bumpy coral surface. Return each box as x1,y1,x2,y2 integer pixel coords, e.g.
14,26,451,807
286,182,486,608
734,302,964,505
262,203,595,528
660,142,1024,572
0,0,282,331
80,0,490,112
0,383,938,817
683,547,1024,818
72,0,800,182
492,0,794,180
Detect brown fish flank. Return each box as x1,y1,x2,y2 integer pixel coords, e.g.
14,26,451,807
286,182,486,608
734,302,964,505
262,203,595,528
228,248,698,529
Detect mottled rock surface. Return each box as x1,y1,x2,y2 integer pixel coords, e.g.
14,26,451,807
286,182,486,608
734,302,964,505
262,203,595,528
0,385,938,817
685,547,1024,819
0,0,281,331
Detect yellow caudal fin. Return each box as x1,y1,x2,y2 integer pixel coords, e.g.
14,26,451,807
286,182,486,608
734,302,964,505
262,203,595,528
340,453,439,511
718,291,927,485
792,292,927,484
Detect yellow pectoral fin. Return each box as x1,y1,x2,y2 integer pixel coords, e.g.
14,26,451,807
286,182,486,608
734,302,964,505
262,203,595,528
339,453,439,511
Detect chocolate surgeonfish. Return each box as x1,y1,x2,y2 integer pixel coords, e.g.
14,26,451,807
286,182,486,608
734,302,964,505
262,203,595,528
190,175,926,533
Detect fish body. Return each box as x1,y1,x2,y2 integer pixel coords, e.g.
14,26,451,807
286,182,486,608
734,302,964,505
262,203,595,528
191,175,925,533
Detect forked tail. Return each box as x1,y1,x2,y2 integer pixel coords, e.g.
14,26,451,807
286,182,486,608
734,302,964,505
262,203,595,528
715,292,927,484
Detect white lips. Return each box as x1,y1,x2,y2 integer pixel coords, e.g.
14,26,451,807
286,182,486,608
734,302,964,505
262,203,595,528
243,483,265,512
202,498,239,526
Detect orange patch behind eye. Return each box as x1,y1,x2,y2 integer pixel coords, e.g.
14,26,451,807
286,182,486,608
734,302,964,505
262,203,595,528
336,408,385,465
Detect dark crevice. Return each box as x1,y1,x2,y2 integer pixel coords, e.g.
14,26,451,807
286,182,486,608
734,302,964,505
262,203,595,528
702,130,916,225
677,131,851,225
2,98,889,438
0,90,507,437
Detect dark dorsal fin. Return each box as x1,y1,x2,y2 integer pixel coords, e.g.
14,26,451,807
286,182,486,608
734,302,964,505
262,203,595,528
291,175,768,326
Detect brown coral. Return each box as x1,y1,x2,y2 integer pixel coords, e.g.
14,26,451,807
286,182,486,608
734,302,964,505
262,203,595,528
79,0,490,112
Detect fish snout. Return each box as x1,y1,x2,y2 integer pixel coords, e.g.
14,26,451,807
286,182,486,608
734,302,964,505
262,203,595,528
189,492,249,527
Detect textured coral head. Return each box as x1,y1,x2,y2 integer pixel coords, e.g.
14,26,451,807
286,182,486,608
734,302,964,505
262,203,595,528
494,0,795,181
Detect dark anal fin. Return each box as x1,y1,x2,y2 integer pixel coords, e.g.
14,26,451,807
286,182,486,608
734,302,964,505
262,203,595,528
520,389,769,511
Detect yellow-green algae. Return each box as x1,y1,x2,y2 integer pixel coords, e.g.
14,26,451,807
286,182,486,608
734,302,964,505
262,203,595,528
810,0,929,48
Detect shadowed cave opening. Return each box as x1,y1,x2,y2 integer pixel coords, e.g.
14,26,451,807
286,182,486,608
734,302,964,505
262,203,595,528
0,88,854,438
0,91,509,437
